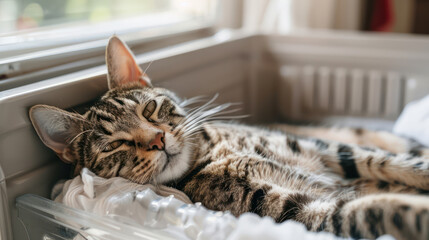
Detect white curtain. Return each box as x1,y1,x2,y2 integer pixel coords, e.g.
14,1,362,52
242,0,362,33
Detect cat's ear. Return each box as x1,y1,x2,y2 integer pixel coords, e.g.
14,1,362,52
29,105,85,164
105,35,152,89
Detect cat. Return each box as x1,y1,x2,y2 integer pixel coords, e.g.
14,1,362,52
29,36,429,240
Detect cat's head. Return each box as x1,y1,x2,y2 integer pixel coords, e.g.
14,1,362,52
29,36,195,184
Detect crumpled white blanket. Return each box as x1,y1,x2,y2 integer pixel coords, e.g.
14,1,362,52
53,168,394,240
52,168,193,208
393,94,429,147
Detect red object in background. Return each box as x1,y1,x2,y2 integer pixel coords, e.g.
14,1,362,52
370,0,394,32
17,16,39,30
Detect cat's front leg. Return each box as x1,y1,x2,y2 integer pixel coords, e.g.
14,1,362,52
319,141,429,190
270,124,413,154
292,137,429,190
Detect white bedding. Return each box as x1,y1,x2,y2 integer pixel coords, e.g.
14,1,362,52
394,94,429,147
53,169,394,240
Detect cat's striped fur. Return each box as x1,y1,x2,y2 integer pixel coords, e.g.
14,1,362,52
173,122,429,239
29,36,429,240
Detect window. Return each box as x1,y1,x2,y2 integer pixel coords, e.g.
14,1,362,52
1,0,214,33
0,0,218,90
1,0,216,35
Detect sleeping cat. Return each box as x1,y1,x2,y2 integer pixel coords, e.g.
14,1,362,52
29,36,429,240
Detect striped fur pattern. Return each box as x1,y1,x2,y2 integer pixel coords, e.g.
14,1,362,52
29,36,429,240
66,83,194,184
172,123,429,240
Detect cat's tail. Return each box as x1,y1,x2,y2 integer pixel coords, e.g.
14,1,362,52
293,193,429,240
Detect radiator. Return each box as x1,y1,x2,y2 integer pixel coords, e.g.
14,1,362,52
278,65,405,121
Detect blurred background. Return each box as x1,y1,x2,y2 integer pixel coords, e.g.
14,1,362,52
1,0,429,91
243,0,428,34
0,0,215,33
1,0,428,35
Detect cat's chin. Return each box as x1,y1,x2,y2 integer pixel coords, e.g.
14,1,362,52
154,144,192,184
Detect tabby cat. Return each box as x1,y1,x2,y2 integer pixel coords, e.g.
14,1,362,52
29,36,429,240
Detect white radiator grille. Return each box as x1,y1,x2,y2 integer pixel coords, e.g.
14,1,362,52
278,65,405,120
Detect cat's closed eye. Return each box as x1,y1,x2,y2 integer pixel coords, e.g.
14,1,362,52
103,140,125,152
143,100,157,119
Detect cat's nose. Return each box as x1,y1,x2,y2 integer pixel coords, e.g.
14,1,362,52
148,132,165,151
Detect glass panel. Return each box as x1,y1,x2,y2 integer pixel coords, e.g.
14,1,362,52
0,0,216,35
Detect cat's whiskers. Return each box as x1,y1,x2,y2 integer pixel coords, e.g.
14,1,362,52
184,108,246,129
182,94,219,122
180,95,207,107
68,129,94,144
180,103,232,133
171,102,212,135
171,95,247,154
183,138,199,146
150,172,160,187
172,95,221,136
182,108,246,138
69,110,92,124
143,60,153,76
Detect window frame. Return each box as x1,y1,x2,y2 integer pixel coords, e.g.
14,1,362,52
0,0,224,90
0,22,216,90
